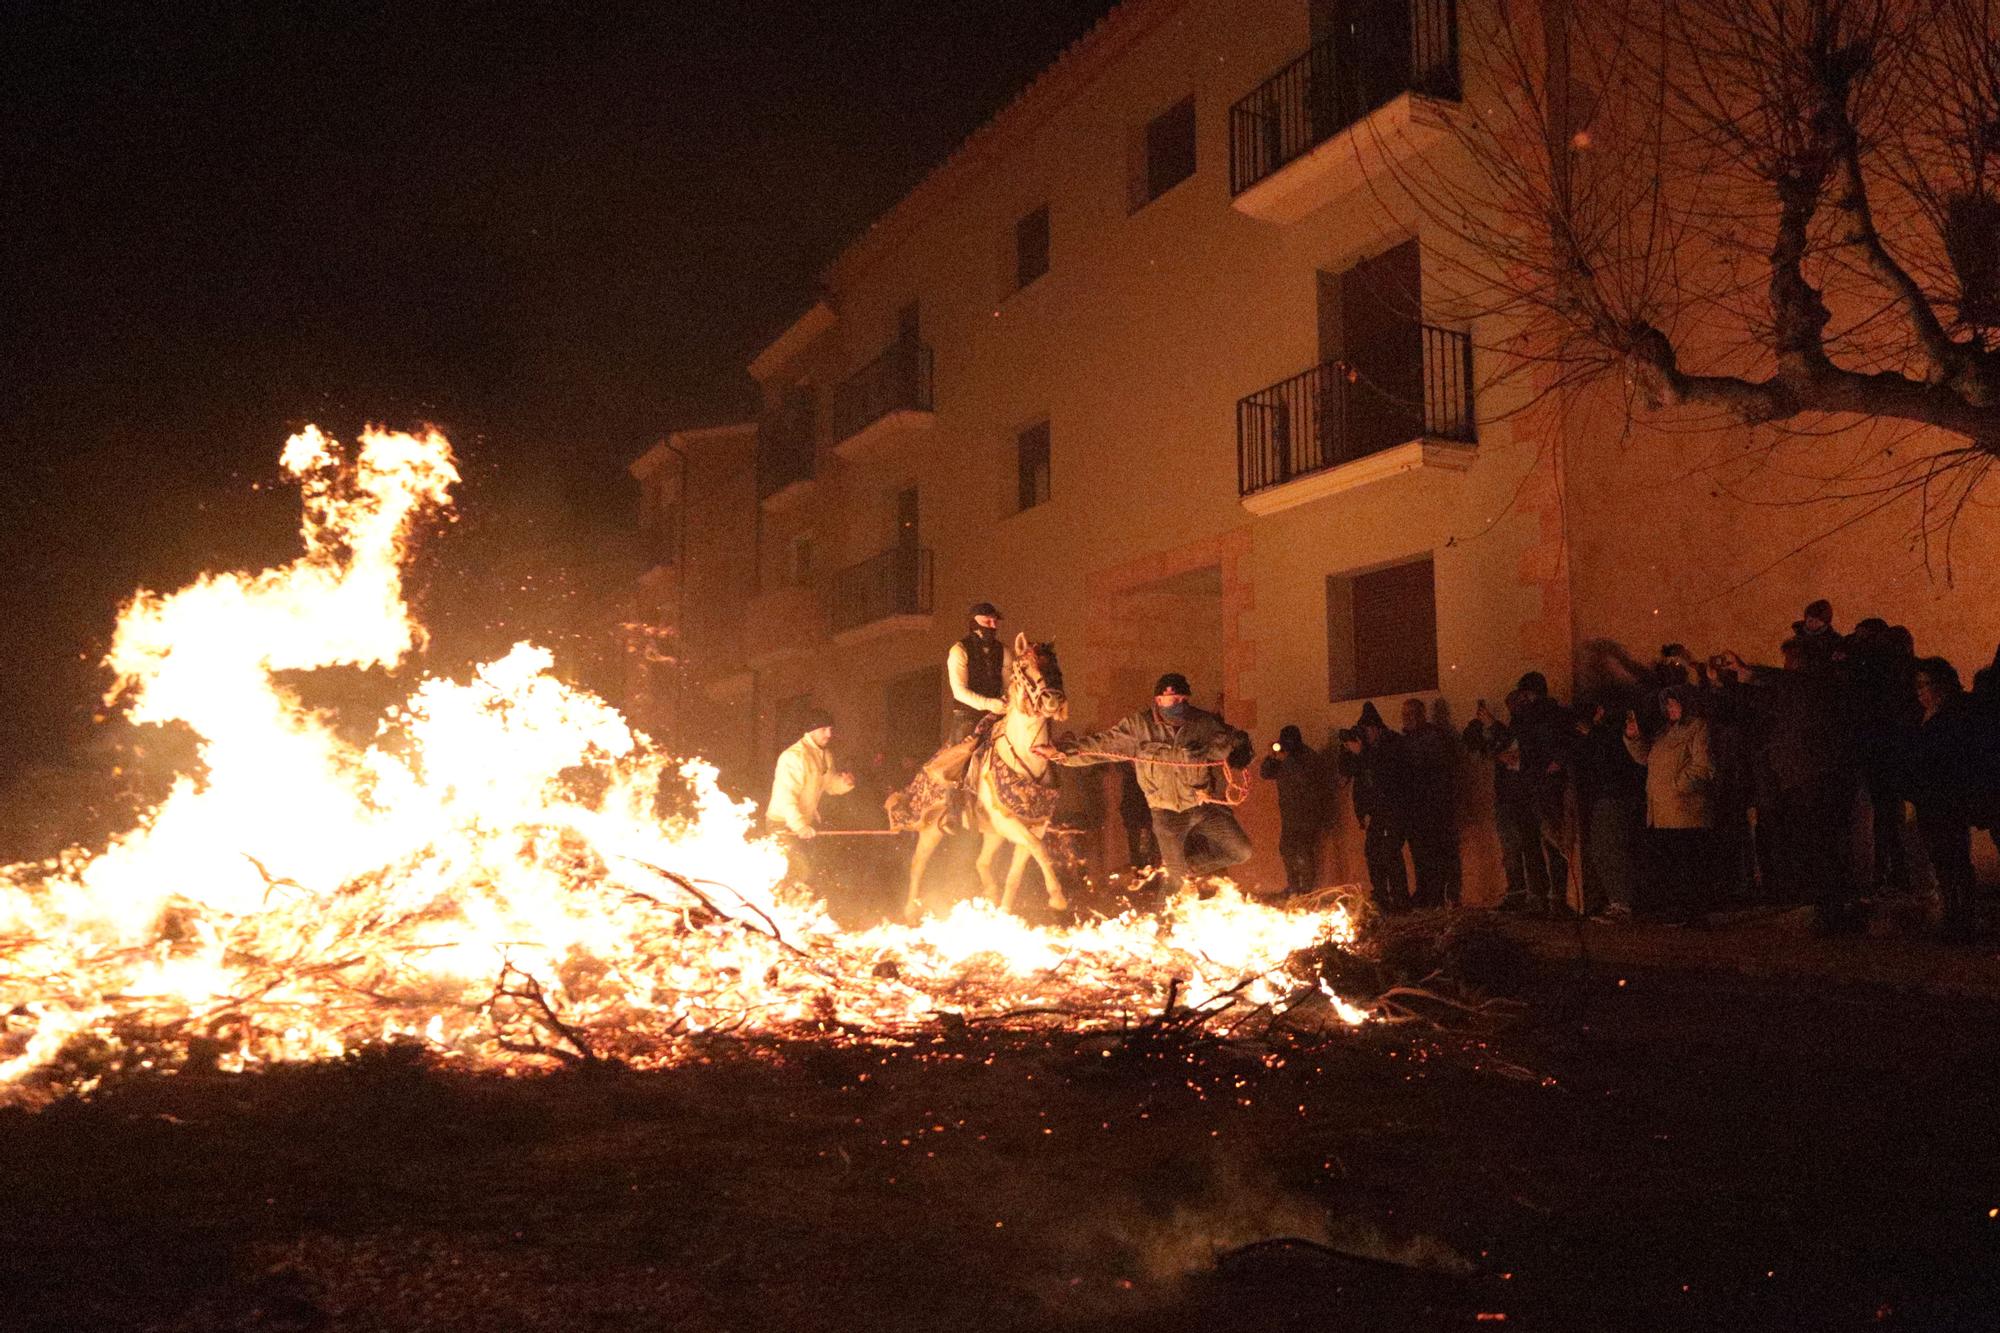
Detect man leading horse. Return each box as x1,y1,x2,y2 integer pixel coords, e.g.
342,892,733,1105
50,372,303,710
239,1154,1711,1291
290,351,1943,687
1037,672,1253,891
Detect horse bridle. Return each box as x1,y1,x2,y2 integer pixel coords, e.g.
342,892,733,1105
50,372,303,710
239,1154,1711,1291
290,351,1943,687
999,647,1063,774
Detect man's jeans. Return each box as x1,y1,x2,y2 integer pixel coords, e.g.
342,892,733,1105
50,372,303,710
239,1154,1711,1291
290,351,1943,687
1151,804,1253,885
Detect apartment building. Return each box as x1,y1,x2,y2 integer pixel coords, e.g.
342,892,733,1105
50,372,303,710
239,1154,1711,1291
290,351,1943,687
633,0,2000,896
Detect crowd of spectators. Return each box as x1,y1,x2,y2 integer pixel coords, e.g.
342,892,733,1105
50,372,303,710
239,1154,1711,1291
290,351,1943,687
1265,600,2000,942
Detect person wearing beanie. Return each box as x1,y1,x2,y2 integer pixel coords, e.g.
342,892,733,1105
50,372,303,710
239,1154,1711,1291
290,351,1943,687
945,601,1012,744
1401,697,1463,909
1259,723,1327,894
1340,700,1415,912
1038,672,1253,889
766,708,854,841
1463,675,1577,916
1791,598,1838,668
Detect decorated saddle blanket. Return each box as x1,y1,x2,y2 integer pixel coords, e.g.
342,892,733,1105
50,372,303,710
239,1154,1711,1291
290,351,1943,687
885,717,1056,831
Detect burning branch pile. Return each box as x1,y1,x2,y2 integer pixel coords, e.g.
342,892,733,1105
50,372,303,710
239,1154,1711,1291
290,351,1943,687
0,427,1364,1104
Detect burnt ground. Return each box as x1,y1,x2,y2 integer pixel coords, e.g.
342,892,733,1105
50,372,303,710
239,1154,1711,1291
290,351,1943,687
4,920,2000,1333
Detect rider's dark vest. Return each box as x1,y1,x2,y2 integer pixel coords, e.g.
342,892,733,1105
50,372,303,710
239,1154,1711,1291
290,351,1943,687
957,631,1006,708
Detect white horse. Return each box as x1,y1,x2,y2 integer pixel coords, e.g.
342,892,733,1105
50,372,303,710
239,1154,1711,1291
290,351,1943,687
888,633,1070,920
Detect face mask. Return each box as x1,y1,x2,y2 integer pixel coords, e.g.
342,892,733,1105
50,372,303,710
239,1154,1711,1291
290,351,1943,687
1159,700,1187,721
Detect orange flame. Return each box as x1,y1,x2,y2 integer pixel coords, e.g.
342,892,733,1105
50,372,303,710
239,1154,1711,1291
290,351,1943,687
0,427,1363,1102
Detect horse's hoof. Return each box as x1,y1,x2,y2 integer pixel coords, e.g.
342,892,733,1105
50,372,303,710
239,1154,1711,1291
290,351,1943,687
902,899,925,924
1046,891,1070,913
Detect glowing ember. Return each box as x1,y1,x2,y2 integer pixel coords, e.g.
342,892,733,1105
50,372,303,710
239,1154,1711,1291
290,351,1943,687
0,426,1363,1103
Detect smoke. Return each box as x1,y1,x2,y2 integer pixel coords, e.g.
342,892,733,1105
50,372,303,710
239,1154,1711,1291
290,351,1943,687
1051,1145,1473,1306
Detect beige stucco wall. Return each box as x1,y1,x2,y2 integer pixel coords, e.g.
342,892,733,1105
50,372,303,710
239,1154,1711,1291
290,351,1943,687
719,0,1571,900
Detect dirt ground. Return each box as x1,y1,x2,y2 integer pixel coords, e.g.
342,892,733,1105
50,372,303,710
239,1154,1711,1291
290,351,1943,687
5,920,1999,1333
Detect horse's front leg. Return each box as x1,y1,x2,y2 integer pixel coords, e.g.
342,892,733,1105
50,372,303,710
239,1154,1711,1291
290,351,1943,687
906,824,945,922
1026,827,1069,913
998,840,1032,913
975,830,1005,903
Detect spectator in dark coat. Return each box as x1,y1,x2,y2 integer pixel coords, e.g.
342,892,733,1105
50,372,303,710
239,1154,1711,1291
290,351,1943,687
1908,659,1983,942
1401,698,1462,908
1463,676,1574,916
1792,598,1840,669
1747,638,1862,931
1698,656,1759,901
1260,724,1326,895
1341,702,1414,913
1574,693,1646,917
1973,643,2000,712
1842,619,1918,894
1973,643,2000,844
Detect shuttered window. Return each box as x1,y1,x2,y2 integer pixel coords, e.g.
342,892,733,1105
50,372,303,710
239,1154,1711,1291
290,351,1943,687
1328,556,1437,700
1132,96,1196,209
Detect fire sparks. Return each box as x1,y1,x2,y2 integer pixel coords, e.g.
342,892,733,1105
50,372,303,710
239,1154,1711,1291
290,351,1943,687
0,426,1364,1104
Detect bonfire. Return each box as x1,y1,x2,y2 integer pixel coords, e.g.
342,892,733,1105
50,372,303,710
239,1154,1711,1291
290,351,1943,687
0,427,1366,1104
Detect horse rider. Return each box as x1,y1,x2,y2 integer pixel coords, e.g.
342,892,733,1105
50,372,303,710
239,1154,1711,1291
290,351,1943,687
945,601,1011,744
1037,672,1253,890
765,708,855,855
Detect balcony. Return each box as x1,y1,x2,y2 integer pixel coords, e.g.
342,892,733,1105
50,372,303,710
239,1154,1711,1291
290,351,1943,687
830,545,933,643
1229,0,1461,223
1237,324,1475,514
744,581,824,668
831,340,935,460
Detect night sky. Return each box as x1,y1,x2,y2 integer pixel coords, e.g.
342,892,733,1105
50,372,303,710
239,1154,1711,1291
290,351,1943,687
0,0,1118,790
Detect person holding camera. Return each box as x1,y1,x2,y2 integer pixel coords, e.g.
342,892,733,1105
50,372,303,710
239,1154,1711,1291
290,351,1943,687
1260,724,1327,895
1340,702,1415,913
1401,698,1462,909
1463,673,1576,916
1624,685,1717,924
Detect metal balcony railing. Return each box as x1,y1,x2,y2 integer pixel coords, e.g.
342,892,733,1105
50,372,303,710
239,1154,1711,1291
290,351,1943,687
1229,0,1462,195
831,339,934,445
831,545,933,634
1237,324,1474,498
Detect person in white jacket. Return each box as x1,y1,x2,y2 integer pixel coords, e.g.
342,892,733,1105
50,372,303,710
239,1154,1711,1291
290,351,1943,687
766,709,854,839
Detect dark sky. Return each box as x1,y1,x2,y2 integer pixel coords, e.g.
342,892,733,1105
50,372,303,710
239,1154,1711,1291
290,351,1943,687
0,0,1118,782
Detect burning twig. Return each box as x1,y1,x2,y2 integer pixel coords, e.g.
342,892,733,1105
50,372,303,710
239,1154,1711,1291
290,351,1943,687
241,853,310,903
613,853,812,962
489,962,602,1065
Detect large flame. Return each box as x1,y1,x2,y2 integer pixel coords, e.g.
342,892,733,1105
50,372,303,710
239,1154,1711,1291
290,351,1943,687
0,427,1362,1102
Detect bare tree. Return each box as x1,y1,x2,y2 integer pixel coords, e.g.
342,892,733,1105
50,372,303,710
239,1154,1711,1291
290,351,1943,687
1389,0,2000,542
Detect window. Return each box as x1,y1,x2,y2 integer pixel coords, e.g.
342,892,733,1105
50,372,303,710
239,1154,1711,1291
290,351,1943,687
788,532,815,587
1014,204,1050,289
1133,95,1196,209
1326,556,1437,700
1016,420,1051,512
884,666,942,768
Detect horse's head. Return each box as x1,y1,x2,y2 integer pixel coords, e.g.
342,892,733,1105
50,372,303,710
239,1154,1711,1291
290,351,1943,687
1010,631,1068,722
